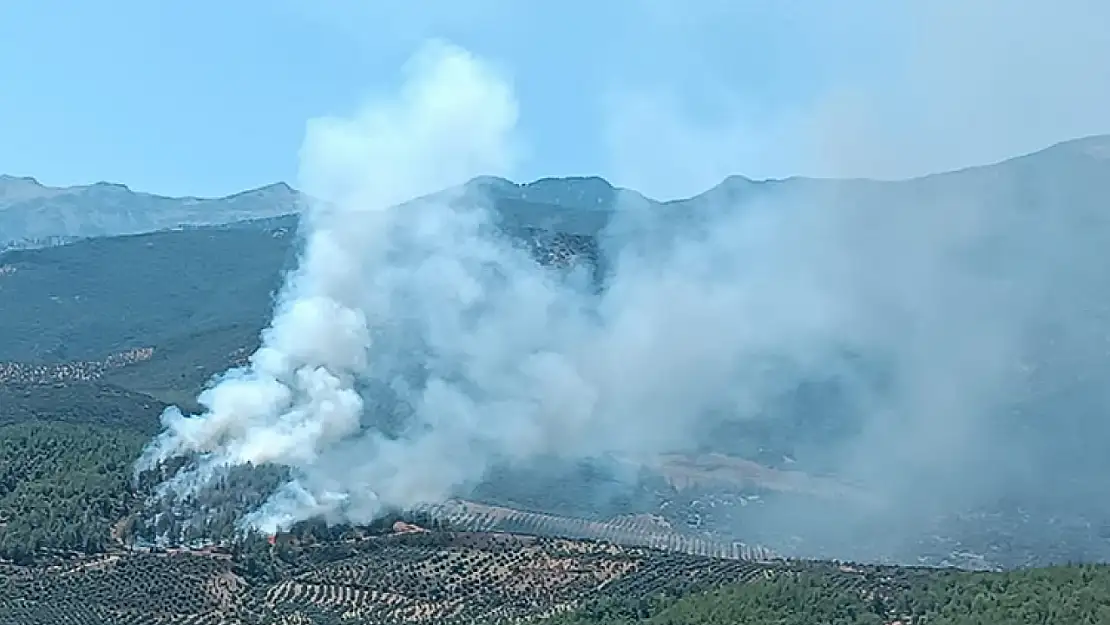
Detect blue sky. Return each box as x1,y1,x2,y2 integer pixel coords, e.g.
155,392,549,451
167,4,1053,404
2,1,1108,199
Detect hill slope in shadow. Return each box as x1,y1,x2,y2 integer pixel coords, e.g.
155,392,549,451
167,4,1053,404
3,134,1108,365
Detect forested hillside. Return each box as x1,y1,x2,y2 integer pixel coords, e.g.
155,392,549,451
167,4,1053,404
0,224,293,362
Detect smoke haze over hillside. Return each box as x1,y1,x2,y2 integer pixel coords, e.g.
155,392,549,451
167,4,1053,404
137,26,1110,561
296,1,1110,199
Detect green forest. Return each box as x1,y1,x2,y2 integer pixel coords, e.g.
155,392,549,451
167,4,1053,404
551,564,1110,625
0,421,146,563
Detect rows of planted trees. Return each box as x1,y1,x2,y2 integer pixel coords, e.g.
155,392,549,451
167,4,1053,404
0,552,234,625
549,563,1110,625
3,538,1110,625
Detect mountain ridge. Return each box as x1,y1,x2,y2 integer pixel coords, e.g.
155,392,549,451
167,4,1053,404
4,133,1108,250
3,133,1110,364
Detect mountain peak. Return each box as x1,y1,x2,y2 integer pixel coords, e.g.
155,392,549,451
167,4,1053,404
679,174,761,206
527,175,614,189
0,174,43,186
0,174,60,205
235,181,297,197
84,181,132,193
462,175,624,211
464,175,518,194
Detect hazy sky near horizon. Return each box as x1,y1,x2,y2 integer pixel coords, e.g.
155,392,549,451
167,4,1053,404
2,0,1108,199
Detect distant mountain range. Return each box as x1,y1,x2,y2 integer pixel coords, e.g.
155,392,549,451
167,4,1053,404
0,177,301,251
2,134,1109,364
0,172,645,251
4,133,1109,251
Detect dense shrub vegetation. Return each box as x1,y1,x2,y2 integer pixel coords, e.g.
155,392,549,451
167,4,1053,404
0,224,293,363
0,422,148,563
550,563,1110,625
0,383,166,433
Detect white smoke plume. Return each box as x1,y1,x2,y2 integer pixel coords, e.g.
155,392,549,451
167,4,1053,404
137,40,528,531
136,32,1110,562
137,38,857,534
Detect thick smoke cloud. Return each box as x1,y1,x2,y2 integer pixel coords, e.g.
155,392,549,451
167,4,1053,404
589,0,1110,561
137,40,528,531
137,29,1110,564
138,38,864,535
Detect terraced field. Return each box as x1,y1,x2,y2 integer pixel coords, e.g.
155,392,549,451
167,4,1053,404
0,530,886,625
417,500,778,561
0,552,238,625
